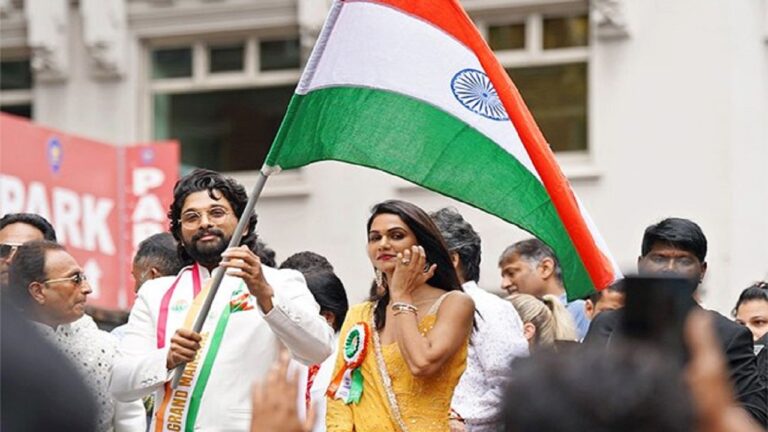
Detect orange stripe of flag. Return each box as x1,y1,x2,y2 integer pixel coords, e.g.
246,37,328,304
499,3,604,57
350,0,615,290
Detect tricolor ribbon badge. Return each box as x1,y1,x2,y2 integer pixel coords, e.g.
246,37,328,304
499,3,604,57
326,322,369,405
229,291,255,313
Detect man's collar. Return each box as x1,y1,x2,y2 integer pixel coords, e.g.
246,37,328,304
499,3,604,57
461,280,479,292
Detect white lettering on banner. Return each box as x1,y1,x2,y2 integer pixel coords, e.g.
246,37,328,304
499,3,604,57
132,195,165,222
133,167,164,195
0,174,25,214
83,259,102,298
52,187,83,248
130,167,166,248
26,182,52,221
82,195,115,254
0,174,116,255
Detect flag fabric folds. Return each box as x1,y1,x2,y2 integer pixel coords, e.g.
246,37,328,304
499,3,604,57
265,0,621,299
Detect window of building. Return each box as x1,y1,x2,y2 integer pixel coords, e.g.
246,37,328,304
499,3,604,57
153,86,294,171
0,57,33,119
259,38,300,71
152,48,193,79
209,43,246,73
479,9,589,153
488,23,526,51
147,35,301,172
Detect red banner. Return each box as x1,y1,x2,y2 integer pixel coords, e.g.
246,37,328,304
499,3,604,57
0,113,178,310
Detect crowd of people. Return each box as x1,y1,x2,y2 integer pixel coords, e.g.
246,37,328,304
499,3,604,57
1,168,767,431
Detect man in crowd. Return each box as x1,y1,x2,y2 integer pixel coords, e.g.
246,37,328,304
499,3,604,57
585,217,767,424
498,238,590,340
280,251,344,331
431,207,529,431
110,169,334,432
503,309,765,432
113,232,185,340
8,240,146,431
0,213,57,286
131,232,184,294
584,283,625,321
280,251,335,274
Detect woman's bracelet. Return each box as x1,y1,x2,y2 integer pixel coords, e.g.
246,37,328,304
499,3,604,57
391,302,418,315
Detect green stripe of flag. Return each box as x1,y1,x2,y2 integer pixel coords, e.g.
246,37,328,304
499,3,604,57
267,86,593,299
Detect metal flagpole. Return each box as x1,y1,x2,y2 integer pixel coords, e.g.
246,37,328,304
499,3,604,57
170,167,274,389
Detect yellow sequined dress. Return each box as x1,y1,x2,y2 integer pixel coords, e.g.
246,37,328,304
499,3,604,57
326,294,468,431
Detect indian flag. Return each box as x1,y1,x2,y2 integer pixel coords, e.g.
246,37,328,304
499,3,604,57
265,0,621,299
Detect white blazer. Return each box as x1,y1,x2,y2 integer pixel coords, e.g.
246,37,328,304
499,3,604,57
110,264,334,432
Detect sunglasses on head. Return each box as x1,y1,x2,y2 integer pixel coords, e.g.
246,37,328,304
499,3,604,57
0,243,22,259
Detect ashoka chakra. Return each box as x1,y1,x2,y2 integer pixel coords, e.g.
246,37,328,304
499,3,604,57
450,68,509,121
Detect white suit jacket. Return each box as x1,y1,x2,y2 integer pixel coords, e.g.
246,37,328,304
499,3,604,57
110,264,334,431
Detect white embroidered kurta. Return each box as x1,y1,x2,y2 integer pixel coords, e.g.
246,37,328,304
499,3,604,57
451,281,529,431
110,264,334,432
32,315,146,432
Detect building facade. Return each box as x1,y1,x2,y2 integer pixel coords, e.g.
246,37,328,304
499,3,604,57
2,0,767,314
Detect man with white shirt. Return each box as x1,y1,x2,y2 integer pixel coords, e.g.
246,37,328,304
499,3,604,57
110,169,334,432
431,208,529,432
9,240,146,432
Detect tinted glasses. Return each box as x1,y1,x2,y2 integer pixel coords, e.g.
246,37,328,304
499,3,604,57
43,272,89,287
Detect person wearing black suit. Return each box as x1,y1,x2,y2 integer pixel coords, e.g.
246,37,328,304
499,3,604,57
757,333,768,384
584,218,767,426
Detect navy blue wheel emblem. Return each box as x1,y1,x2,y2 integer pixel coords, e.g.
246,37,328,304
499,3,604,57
141,147,155,164
47,136,63,174
450,68,509,121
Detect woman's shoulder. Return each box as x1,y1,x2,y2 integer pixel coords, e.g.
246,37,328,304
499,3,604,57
432,290,474,315
347,301,376,317
443,290,474,306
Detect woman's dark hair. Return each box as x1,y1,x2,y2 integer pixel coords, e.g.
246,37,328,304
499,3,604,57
367,200,462,330
732,281,768,317
252,239,276,268
7,240,65,310
304,270,349,333
168,169,258,265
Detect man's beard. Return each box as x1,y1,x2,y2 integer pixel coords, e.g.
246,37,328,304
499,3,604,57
185,228,231,268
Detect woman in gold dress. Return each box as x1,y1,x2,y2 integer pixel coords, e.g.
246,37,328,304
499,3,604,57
326,200,475,431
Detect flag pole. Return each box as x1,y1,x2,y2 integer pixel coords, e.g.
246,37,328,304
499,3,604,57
170,166,275,389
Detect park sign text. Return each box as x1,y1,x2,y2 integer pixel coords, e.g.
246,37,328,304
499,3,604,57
0,113,178,310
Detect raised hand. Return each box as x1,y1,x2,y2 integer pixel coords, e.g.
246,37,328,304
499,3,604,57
389,245,436,302
251,352,316,432
221,245,275,311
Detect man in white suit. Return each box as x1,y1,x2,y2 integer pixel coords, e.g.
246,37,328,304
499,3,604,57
111,169,334,432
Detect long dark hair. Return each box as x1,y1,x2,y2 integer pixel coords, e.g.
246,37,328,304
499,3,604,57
367,200,462,330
